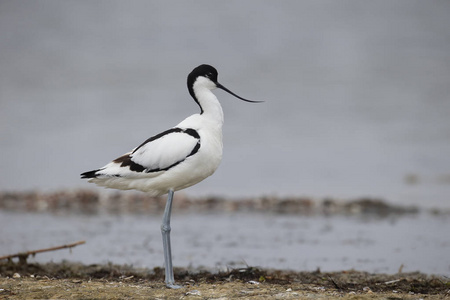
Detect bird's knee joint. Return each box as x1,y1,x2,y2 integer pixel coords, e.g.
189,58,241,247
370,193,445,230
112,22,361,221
161,224,171,233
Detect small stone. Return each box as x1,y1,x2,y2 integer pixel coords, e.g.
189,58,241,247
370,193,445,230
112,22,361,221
13,273,21,278
186,290,201,296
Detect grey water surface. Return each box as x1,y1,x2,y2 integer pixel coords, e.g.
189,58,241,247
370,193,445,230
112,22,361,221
1,210,449,276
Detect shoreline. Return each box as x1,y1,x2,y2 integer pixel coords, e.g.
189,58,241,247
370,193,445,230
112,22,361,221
1,262,449,299
2,189,448,217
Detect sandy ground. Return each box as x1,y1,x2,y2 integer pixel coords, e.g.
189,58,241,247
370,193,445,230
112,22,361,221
1,262,449,299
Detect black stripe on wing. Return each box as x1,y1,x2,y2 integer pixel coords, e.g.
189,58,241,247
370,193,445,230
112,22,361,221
115,127,200,174
81,169,101,179
132,127,200,154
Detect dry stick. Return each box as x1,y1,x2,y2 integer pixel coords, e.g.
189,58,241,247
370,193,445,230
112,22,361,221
0,240,86,261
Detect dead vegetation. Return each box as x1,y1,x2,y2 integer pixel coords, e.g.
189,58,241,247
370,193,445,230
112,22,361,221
1,261,449,299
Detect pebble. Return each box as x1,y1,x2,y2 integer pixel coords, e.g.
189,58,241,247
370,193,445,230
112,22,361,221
13,273,21,278
186,290,201,296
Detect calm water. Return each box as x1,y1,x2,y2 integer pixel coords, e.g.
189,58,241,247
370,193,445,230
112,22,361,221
1,1,450,208
1,210,449,276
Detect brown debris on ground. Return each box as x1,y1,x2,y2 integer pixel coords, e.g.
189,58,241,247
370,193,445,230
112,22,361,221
0,190,433,217
0,262,449,299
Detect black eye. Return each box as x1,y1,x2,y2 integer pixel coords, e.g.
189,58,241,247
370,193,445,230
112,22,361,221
206,72,213,78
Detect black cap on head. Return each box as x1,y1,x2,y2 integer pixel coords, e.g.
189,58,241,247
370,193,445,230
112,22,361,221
187,64,218,87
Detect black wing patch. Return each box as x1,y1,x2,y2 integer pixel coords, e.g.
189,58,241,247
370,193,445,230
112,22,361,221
113,154,146,172
81,169,101,179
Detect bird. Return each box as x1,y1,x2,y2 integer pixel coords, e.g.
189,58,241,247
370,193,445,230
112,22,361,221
81,64,262,288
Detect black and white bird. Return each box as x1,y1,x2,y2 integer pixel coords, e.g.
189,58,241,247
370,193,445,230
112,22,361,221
81,64,262,288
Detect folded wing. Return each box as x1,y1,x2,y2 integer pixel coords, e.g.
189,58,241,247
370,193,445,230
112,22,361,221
82,128,200,178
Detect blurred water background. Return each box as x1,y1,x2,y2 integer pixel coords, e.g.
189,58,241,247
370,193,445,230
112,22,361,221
1,1,450,275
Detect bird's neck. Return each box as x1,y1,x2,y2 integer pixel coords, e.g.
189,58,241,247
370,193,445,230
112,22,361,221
195,88,224,126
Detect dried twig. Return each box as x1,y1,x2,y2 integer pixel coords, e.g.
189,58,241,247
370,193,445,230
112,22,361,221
383,279,401,285
327,275,342,290
0,240,86,262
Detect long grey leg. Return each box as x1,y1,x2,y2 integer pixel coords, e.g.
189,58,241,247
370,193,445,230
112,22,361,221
161,189,181,289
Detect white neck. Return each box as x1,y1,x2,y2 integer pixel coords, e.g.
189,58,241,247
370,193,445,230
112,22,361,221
194,86,224,126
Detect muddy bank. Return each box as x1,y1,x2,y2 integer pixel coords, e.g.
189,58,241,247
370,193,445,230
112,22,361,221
0,262,449,299
1,190,440,216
